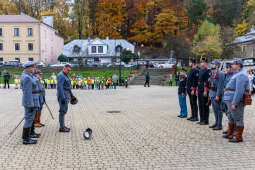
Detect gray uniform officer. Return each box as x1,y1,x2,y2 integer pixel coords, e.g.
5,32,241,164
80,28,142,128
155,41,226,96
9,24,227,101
209,60,225,130
223,59,249,143
20,61,40,145
57,64,73,132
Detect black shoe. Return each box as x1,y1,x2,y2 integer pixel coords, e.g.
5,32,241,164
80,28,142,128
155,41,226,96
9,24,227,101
187,117,193,120
200,122,208,125
180,115,187,118
30,132,41,138
213,126,222,131
197,121,202,124
222,134,233,139
177,115,182,118
209,124,217,128
229,137,243,143
59,127,70,132
222,130,228,134
190,118,198,121
23,138,37,145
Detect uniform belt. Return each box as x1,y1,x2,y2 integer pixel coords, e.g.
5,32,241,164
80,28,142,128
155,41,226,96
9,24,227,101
64,89,71,92
32,90,44,94
224,89,235,92
211,87,217,91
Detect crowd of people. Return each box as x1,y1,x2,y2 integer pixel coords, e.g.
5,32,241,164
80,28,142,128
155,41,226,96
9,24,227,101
176,58,252,143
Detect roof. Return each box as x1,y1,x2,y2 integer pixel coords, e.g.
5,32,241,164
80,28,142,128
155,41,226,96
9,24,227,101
0,13,39,23
232,26,255,45
62,38,135,58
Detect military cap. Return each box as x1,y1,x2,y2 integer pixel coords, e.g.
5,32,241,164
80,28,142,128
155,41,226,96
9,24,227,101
232,58,243,65
212,60,221,67
23,61,36,68
226,62,232,68
200,57,208,63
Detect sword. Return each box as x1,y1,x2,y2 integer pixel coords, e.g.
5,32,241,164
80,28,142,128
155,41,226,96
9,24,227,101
9,117,24,136
45,102,54,120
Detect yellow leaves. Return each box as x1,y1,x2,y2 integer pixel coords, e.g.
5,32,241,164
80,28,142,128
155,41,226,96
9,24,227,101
95,0,126,39
192,35,222,59
235,21,249,36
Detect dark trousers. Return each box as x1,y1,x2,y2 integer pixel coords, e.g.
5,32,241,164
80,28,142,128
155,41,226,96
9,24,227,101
169,81,172,86
198,92,209,123
188,92,198,118
4,80,9,88
144,81,150,87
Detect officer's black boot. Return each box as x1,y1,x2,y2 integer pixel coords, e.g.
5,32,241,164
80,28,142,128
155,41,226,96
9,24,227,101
30,125,41,138
22,128,37,145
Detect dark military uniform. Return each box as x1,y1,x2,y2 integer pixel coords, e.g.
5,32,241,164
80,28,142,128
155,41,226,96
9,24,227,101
187,67,199,121
197,67,210,125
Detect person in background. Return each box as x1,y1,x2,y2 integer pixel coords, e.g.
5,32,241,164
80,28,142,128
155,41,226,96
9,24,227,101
4,70,10,89
177,69,188,118
112,73,118,89
175,73,180,86
14,75,20,89
169,74,173,86
125,77,128,88
144,72,150,87
248,71,253,94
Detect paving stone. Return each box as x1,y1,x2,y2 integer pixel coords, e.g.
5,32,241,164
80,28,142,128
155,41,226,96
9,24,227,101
0,86,255,169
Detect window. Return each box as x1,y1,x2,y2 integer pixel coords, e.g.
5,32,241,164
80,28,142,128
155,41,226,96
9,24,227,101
28,28,33,36
14,28,19,36
15,43,20,51
92,46,96,53
0,43,3,51
28,43,33,51
28,58,33,61
0,58,3,61
0,28,2,36
98,46,103,53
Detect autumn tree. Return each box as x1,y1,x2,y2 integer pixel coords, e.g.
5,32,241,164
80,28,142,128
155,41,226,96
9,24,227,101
192,20,222,59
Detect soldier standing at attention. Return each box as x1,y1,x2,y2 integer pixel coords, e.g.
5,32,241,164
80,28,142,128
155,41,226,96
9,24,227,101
33,69,45,127
186,59,199,121
223,59,249,143
57,64,73,132
209,60,225,130
222,62,233,135
20,61,40,145
196,57,211,125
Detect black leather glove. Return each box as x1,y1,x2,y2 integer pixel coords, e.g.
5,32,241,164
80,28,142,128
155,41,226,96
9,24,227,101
61,99,66,104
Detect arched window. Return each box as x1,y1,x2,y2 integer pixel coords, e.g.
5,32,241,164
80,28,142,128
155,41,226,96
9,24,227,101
73,45,81,53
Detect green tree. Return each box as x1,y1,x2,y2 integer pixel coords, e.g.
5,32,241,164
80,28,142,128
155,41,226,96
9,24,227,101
212,0,244,26
58,54,68,62
120,49,138,64
186,0,210,32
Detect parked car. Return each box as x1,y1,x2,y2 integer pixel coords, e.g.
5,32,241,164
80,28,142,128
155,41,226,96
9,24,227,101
36,62,46,67
50,62,71,67
0,61,5,66
4,60,22,67
156,62,174,69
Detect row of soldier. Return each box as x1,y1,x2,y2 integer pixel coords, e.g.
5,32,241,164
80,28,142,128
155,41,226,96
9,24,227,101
177,58,250,143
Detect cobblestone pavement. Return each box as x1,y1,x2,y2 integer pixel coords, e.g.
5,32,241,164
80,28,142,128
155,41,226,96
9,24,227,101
0,86,255,170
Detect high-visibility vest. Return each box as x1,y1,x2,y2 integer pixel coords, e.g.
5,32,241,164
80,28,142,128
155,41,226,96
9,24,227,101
54,79,57,84
78,81,82,86
14,79,19,84
85,80,88,85
51,79,54,84
88,79,91,85
40,80,44,84
47,79,50,84
91,79,94,84
71,80,74,86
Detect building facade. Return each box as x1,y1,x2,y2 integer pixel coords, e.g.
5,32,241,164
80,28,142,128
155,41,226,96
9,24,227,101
62,38,135,64
0,13,64,64
231,26,255,58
